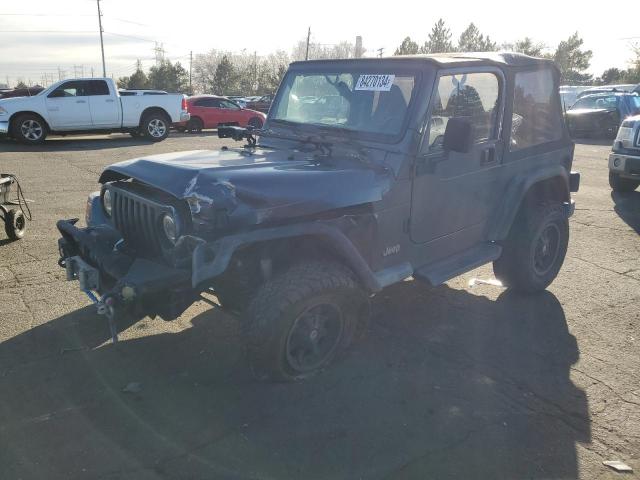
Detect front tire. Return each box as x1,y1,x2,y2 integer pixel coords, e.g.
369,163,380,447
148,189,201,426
247,117,264,129
141,112,169,142
245,261,369,382
609,172,639,192
493,203,569,293
4,209,26,240
12,114,47,144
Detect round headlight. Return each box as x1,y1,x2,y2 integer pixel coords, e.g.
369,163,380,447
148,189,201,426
103,189,112,216
613,157,621,167
162,213,178,243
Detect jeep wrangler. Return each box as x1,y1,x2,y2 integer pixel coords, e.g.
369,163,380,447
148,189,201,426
609,114,640,192
57,53,580,381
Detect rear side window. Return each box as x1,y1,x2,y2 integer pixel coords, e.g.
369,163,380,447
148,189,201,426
511,69,563,150
88,80,110,96
193,98,219,107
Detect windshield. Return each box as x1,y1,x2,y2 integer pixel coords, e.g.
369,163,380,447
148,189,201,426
270,70,418,140
571,95,618,110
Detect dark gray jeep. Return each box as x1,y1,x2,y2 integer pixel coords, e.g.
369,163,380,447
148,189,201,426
57,53,580,381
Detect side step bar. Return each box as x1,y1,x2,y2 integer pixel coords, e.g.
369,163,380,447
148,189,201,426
413,243,502,286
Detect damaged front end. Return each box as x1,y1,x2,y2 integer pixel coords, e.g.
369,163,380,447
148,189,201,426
57,146,391,342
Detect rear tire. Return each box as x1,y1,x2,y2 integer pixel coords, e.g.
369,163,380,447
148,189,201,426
12,113,47,144
493,203,569,293
187,117,203,133
4,209,26,240
244,261,369,382
141,112,169,142
609,172,639,192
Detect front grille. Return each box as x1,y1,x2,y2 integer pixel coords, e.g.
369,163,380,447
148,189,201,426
111,187,167,257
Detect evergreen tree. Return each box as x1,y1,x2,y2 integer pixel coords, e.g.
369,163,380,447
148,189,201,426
421,19,455,54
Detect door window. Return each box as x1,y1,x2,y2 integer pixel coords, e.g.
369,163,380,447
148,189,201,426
511,69,562,150
427,72,500,152
87,80,110,96
219,100,240,109
48,81,88,98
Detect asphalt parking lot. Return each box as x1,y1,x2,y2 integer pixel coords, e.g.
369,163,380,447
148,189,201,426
0,133,638,480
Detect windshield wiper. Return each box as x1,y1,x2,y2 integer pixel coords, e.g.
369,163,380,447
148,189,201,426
260,120,333,158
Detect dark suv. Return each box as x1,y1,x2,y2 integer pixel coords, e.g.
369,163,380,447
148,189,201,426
57,53,580,381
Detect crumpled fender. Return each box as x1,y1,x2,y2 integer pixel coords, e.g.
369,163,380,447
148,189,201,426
191,220,383,293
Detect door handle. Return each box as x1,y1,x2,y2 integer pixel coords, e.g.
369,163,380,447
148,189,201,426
106,99,114,103
76,100,87,104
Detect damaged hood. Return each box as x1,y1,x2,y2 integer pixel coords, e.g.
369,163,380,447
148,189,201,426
100,147,391,226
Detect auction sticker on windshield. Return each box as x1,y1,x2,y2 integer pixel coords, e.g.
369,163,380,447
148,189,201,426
355,74,395,91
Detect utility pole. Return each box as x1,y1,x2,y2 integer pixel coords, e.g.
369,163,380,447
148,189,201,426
189,51,193,93
91,67,95,78
96,0,106,76
254,50,258,93
305,27,311,60
377,47,384,58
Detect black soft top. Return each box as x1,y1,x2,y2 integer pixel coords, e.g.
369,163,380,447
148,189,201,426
290,52,553,70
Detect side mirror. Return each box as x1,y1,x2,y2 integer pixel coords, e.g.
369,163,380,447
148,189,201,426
443,117,473,153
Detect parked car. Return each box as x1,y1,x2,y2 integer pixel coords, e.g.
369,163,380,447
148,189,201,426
245,94,274,113
0,78,189,143
226,96,248,108
565,93,640,138
576,84,639,100
0,86,44,99
57,53,579,381
175,95,265,132
608,115,640,192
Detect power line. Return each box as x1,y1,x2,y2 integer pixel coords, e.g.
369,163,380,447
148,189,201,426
0,30,95,33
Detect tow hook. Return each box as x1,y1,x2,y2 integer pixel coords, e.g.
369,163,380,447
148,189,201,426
84,290,120,344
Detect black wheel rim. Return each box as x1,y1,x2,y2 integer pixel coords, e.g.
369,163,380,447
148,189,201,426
285,303,343,373
533,223,560,276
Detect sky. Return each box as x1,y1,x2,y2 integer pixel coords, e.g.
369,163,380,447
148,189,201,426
0,0,638,87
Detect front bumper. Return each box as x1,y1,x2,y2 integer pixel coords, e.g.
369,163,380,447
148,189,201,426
0,120,9,134
609,152,640,179
57,219,194,319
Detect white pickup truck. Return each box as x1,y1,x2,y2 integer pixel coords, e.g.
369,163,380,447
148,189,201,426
0,78,189,144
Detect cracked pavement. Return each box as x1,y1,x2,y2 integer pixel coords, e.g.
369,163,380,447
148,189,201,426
0,134,638,479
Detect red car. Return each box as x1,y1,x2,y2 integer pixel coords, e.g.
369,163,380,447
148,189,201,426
176,95,266,132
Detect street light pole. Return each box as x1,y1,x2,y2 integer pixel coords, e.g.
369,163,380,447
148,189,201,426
305,27,311,60
96,0,106,77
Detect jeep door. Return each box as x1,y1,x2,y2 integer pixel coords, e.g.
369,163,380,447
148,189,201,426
410,69,505,254
45,80,92,129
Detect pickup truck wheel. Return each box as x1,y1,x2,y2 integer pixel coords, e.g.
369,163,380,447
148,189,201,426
141,113,169,142
609,172,639,192
493,203,568,293
12,114,47,144
4,209,26,240
245,261,368,382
